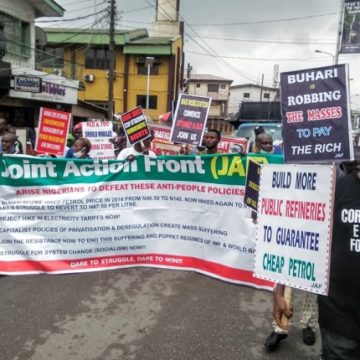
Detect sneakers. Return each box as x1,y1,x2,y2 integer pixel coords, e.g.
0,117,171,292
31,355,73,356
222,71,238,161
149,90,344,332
265,328,316,351
302,327,316,345
264,331,288,351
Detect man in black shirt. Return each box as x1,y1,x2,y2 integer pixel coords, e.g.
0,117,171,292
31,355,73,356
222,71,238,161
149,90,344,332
317,153,360,359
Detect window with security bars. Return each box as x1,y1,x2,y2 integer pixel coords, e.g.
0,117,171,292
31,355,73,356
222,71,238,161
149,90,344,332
85,47,114,69
208,84,219,92
137,95,158,109
137,63,160,75
0,12,30,58
39,47,64,68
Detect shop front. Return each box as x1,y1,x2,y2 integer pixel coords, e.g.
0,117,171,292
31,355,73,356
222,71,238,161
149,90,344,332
1,68,79,129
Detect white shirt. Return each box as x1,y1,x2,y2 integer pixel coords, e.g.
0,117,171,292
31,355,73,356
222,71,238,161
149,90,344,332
117,146,156,161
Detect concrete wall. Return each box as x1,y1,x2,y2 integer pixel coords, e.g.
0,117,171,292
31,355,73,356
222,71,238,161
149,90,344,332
229,86,278,115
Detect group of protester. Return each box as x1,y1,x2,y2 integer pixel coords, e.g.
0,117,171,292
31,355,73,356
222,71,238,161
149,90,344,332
120,123,360,360
0,113,359,359
0,117,95,160
0,115,279,160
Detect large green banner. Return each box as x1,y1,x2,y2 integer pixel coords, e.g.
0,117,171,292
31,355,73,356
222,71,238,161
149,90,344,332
0,154,282,289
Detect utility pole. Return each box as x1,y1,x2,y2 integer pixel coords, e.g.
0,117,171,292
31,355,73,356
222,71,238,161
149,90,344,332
107,0,116,121
145,56,154,112
259,73,264,119
335,0,345,65
259,73,264,101
272,64,279,89
185,63,192,93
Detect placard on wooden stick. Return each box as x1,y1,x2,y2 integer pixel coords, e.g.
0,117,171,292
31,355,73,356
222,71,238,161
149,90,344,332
254,163,335,295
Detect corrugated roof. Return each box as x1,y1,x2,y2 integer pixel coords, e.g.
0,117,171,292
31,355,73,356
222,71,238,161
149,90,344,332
124,37,174,55
44,28,148,45
189,74,233,83
128,37,173,45
124,45,172,55
44,28,176,55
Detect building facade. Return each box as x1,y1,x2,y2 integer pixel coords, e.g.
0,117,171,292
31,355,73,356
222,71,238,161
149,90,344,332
186,74,233,135
228,83,279,116
0,0,91,129
41,11,183,121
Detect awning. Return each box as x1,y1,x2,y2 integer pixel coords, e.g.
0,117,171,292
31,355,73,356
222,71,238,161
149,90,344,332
72,101,107,119
159,111,172,122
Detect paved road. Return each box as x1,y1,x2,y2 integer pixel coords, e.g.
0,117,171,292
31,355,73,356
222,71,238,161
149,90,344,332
0,268,321,360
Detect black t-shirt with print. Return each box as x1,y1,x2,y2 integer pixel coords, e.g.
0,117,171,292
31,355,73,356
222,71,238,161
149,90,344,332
318,172,360,341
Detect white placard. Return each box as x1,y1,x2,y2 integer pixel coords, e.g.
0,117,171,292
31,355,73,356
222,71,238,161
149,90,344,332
254,163,335,295
82,121,115,160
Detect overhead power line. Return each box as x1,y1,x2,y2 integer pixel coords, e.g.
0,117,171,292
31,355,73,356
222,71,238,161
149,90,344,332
152,0,263,84
55,0,98,6
112,21,337,46
185,50,330,62
190,35,337,46
190,12,338,26
57,0,107,13
45,13,109,44
120,5,153,14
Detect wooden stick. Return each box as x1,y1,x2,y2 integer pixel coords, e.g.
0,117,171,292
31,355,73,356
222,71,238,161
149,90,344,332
281,286,292,329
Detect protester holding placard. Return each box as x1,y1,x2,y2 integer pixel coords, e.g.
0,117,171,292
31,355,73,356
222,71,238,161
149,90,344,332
179,129,220,155
264,285,317,351
66,122,83,158
110,125,127,158
117,134,156,161
72,122,83,140
203,129,221,154
317,159,360,360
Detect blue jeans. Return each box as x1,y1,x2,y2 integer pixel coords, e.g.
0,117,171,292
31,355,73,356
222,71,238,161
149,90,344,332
321,328,360,360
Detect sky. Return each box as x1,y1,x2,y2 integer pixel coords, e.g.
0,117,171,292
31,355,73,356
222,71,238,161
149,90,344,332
37,0,360,111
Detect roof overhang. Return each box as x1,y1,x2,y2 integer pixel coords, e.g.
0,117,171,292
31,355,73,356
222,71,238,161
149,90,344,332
124,44,172,55
44,28,148,45
33,0,64,18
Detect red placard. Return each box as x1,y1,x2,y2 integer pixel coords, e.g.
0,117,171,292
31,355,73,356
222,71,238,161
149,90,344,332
35,107,71,156
218,136,248,154
120,106,151,144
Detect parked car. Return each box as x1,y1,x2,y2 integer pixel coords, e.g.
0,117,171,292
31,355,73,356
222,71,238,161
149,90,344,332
232,122,283,145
